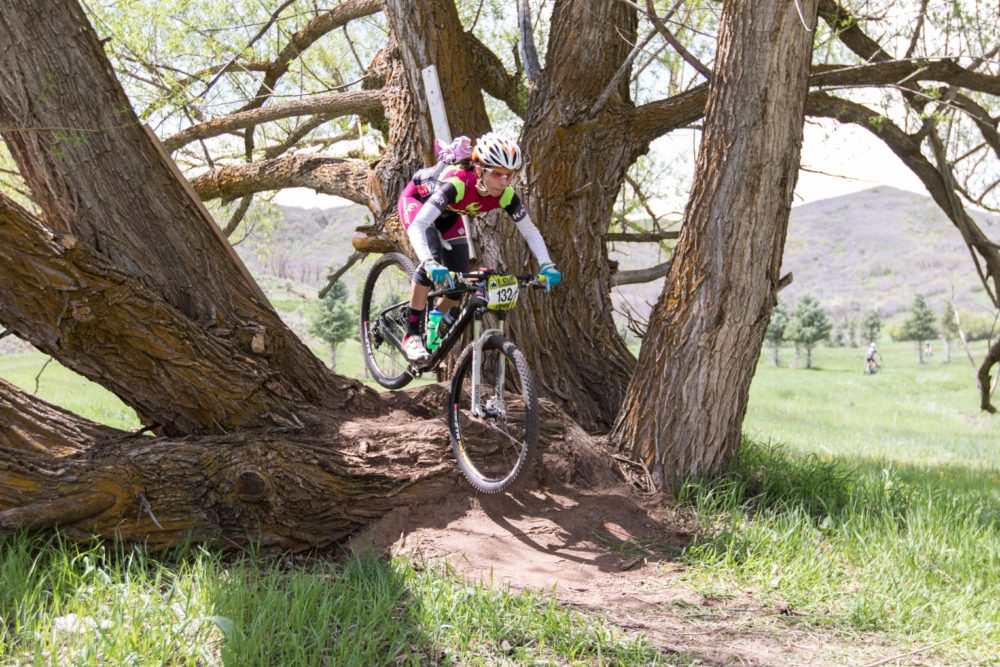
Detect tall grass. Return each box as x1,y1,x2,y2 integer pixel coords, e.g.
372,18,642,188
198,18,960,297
676,341,1000,663
0,536,668,666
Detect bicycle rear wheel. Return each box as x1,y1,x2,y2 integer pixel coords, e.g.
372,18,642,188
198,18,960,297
447,335,538,493
360,252,417,389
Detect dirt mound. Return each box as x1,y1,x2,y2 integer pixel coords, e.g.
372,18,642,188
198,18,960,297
351,385,941,666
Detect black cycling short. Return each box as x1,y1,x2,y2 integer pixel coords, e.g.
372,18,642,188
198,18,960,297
413,238,470,287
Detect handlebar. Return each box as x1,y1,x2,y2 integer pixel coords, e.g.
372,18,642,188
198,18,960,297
448,270,551,292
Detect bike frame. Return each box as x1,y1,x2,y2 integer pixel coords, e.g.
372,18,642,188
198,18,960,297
372,273,536,416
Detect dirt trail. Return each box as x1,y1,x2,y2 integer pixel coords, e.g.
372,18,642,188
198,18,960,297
352,391,952,666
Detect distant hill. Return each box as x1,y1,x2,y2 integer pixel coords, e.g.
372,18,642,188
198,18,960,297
235,188,999,325
611,186,1000,323
234,204,370,290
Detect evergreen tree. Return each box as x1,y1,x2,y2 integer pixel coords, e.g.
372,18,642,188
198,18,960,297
900,294,938,363
310,281,355,370
940,302,960,363
764,302,789,366
785,294,832,369
860,309,882,345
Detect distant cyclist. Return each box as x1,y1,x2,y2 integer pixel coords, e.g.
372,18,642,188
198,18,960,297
864,342,880,374
397,132,561,362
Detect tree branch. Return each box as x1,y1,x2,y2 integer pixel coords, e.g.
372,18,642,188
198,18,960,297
464,33,526,117
645,0,713,81
190,153,370,204
318,251,366,299
807,92,1000,309
222,194,254,236
588,28,657,120
199,0,299,99
0,194,372,436
607,231,679,242
613,260,671,286
630,83,709,144
238,0,383,113
162,90,383,151
905,0,930,60
517,0,542,84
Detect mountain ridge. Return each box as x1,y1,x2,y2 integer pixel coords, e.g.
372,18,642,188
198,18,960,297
242,186,1000,324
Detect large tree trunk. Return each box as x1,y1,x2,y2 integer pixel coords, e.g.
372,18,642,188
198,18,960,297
0,378,450,550
366,0,492,252
476,0,640,431
0,2,355,436
612,0,819,488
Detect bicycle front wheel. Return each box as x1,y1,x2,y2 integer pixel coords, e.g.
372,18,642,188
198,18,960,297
359,252,417,389
447,335,538,493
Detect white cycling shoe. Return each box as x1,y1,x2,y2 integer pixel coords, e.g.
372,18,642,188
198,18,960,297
401,335,430,363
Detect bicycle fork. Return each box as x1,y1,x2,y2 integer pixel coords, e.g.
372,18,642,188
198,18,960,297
470,316,505,418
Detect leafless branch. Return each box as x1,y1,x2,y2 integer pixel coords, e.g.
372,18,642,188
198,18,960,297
239,0,382,113
904,0,930,60
191,153,370,204
646,0,713,81
589,28,657,120
222,195,254,237
163,89,382,151
614,297,653,339
518,0,542,84
613,259,672,286
318,251,367,299
200,0,299,99
263,116,334,159
607,231,679,242
33,357,53,395
342,24,366,72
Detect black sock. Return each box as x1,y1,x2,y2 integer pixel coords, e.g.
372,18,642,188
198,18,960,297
406,308,424,337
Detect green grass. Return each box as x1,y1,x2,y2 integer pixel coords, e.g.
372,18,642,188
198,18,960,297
5,337,1000,662
0,354,140,430
745,340,997,466
675,340,1000,664
0,536,669,666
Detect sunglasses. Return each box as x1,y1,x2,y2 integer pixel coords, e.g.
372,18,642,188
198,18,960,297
480,166,517,180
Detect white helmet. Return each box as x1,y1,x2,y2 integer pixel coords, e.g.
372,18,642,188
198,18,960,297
472,132,522,170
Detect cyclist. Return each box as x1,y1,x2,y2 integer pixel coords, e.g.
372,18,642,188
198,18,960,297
397,132,561,362
864,342,880,374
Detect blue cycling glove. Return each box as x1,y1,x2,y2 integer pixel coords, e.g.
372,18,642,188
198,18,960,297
424,260,453,287
538,262,561,290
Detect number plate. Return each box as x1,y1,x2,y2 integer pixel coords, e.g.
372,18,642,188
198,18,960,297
486,275,519,311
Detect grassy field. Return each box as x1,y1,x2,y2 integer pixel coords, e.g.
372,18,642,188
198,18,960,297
2,339,999,663
678,340,1000,664
0,539,665,666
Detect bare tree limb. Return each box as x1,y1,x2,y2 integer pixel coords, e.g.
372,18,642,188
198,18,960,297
607,231,679,242
200,0,299,99
190,153,370,204
318,251,366,299
222,195,254,237
464,33,526,118
163,90,383,151
238,0,383,113
904,0,930,60
263,115,336,159
589,28,657,120
807,92,1000,321
517,0,542,85
645,0,713,81
613,260,672,286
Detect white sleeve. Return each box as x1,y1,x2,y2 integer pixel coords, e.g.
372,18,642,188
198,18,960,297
512,211,552,266
406,197,445,263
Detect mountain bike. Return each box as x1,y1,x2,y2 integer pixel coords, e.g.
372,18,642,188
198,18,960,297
359,252,546,493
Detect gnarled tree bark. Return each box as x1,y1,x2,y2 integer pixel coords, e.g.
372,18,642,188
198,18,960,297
612,0,820,488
